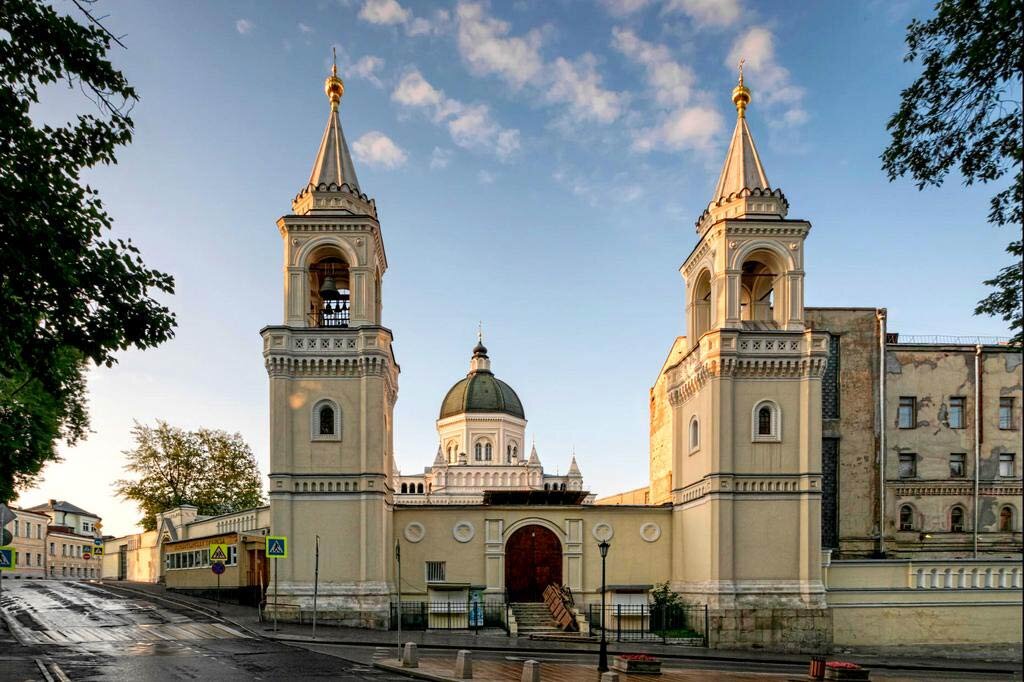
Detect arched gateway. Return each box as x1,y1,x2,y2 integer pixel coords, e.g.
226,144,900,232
505,525,562,602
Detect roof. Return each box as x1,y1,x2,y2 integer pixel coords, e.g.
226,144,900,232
307,106,360,192
711,114,770,204
481,490,590,506
26,500,99,518
439,342,525,420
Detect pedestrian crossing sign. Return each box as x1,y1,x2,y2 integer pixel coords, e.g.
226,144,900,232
93,545,104,556
0,546,14,570
266,536,288,559
210,543,229,562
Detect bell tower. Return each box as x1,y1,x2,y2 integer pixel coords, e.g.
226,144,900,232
261,60,398,626
657,68,831,650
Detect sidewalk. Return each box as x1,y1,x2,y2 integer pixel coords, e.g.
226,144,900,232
98,580,1022,677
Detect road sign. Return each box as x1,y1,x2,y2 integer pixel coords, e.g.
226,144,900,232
266,536,288,559
93,545,104,556
0,547,14,570
211,561,226,575
0,529,10,546
210,543,229,562
83,551,92,560
93,538,102,546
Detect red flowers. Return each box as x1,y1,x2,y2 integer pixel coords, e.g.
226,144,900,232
826,661,862,670
618,654,658,662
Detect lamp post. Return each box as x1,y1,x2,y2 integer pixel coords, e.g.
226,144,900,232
598,539,610,673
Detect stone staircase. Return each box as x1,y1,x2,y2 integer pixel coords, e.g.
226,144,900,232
510,602,561,635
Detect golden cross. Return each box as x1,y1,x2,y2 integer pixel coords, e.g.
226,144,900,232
738,57,745,84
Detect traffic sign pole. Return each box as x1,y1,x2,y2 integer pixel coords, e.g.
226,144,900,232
273,557,278,633
312,535,320,639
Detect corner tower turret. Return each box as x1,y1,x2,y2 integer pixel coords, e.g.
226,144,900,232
262,60,398,627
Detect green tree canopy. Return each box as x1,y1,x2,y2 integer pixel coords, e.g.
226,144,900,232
882,0,1023,345
0,0,176,502
115,421,265,531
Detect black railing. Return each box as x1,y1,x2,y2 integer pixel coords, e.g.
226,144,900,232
390,600,510,633
587,603,707,645
309,300,350,328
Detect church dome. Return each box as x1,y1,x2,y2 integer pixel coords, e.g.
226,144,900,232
439,342,525,420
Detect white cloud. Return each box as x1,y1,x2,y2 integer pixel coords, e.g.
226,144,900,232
727,27,807,126
477,169,495,184
391,70,520,160
546,54,624,124
358,0,409,25
611,28,694,106
455,1,545,90
664,0,742,27
632,105,723,152
599,0,654,17
429,147,453,169
352,131,408,169
350,55,386,88
392,70,444,109
298,22,314,34
235,19,254,35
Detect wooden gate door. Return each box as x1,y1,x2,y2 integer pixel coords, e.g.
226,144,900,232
505,525,562,602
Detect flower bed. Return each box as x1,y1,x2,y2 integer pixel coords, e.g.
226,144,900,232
824,661,870,681
612,654,662,675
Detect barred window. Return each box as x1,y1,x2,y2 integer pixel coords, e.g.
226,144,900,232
425,561,446,583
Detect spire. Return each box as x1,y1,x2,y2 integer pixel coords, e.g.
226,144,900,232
567,455,581,478
697,65,787,232
433,445,445,467
528,442,541,466
308,52,360,191
470,328,491,373
293,53,372,215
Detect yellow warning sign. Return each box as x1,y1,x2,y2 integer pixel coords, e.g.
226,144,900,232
209,543,229,562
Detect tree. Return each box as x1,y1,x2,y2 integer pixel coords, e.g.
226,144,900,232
0,0,176,502
115,421,265,531
882,0,1023,345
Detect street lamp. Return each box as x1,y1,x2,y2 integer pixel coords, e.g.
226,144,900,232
597,538,610,673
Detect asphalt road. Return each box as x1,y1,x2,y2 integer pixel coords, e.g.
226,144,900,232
0,580,406,681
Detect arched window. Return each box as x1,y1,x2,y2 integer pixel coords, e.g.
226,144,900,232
401,483,407,494
485,443,492,461
689,416,700,452
752,400,781,442
311,399,341,441
507,445,512,462
1000,506,1014,532
899,505,914,531
513,445,518,459
950,505,966,532
417,483,424,494
475,443,482,461
560,483,566,491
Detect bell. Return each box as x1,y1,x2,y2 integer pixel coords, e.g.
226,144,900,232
319,275,341,300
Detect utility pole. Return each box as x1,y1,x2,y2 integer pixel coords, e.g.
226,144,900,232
395,540,402,660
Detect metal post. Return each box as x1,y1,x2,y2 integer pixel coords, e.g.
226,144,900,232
216,572,221,606
877,309,887,556
313,535,320,639
395,540,402,660
598,549,608,672
273,557,279,633
973,345,982,558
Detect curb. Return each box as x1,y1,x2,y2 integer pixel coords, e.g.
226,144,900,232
374,660,457,682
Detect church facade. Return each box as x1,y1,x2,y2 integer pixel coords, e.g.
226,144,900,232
255,64,1021,651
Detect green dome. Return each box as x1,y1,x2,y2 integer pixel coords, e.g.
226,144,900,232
440,370,525,420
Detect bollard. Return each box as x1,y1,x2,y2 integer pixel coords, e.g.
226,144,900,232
454,649,473,679
600,672,620,682
520,659,540,682
402,642,418,668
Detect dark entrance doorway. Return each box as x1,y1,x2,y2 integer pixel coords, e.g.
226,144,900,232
505,525,562,602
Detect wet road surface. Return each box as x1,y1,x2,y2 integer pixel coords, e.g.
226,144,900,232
0,580,406,680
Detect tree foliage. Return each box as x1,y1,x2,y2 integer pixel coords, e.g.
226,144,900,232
882,0,1023,345
0,0,176,501
115,421,265,531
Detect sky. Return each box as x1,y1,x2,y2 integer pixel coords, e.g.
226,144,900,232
16,0,1015,536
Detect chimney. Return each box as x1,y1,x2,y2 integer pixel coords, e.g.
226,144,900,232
49,499,57,507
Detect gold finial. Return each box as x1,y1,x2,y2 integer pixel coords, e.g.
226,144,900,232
732,57,751,118
325,47,345,111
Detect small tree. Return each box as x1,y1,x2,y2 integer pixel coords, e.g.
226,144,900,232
115,421,265,530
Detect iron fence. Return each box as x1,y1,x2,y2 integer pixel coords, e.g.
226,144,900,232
588,603,707,645
390,600,510,633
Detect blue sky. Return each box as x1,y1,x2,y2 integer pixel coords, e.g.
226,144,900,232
18,0,1014,535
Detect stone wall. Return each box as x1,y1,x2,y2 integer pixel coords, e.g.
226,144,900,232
708,607,831,653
